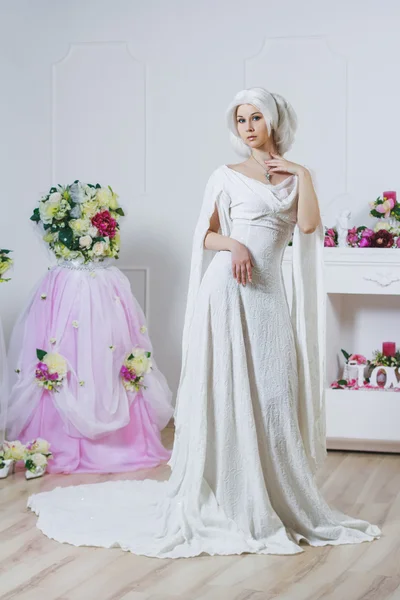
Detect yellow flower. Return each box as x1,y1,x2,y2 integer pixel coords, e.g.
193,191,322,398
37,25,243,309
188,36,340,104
126,348,152,377
39,194,61,224
30,438,50,454
140,326,147,334
42,352,68,378
43,231,55,243
3,440,26,461
96,187,112,207
81,201,99,219
109,192,119,210
70,219,91,235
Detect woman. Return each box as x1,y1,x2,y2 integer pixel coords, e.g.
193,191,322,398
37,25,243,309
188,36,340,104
28,87,381,557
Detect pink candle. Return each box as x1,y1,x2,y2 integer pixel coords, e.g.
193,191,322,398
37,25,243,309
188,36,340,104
382,341,396,357
383,191,397,203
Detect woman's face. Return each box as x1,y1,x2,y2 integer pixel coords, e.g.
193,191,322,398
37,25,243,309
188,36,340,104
235,103,272,149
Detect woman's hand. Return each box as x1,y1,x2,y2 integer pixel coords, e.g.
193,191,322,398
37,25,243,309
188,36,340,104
265,152,306,176
230,240,254,286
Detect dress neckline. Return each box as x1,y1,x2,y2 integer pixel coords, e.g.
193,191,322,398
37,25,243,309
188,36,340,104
223,164,295,190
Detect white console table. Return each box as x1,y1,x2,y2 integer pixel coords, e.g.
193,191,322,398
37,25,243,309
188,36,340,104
283,247,400,453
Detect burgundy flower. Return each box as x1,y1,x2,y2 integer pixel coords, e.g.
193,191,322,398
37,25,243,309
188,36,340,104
91,210,117,239
371,229,394,248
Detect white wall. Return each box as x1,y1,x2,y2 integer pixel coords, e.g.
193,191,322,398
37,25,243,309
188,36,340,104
1,0,399,395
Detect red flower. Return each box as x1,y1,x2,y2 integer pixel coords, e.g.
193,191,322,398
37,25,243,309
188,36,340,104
91,210,117,239
371,229,394,248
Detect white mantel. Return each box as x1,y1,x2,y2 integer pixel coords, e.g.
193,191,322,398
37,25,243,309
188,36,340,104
283,247,400,453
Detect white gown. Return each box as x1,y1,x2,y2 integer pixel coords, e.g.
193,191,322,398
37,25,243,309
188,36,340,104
27,165,381,557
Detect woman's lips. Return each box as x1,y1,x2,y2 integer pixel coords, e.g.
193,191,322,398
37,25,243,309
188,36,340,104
247,136,257,140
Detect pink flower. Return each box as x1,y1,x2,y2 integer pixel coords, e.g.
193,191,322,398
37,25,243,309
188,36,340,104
349,353,367,364
326,228,336,238
324,236,336,247
361,228,374,238
91,211,117,239
347,230,359,246
376,199,394,218
331,381,341,388
359,236,371,247
396,238,400,248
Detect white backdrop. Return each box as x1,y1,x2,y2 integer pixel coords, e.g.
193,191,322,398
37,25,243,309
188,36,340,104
0,0,399,396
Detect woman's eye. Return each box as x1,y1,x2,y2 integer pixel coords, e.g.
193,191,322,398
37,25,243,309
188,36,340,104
253,116,261,121
237,118,245,124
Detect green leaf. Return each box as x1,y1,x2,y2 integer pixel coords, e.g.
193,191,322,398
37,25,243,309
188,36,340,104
95,183,101,189
49,187,57,194
58,226,74,249
43,223,52,230
0,249,11,254
128,353,134,360
36,349,47,361
337,379,348,386
30,208,41,222
115,208,125,216
341,349,351,361
146,352,151,358
370,210,381,218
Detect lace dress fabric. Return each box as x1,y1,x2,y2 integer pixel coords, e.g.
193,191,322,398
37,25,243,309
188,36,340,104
28,165,381,557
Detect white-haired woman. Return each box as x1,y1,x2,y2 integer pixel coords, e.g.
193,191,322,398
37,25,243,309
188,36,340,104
28,88,381,558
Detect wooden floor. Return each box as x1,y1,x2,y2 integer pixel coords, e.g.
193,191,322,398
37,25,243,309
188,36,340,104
1,428,400,600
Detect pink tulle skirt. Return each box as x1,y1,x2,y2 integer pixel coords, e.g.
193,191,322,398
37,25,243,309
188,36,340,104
6,262,173,473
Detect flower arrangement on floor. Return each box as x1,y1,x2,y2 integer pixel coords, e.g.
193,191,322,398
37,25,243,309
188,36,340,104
30,181,124,263
120,347,152,392
0,249,13,282
0,438,52,479
331,342,400,391
35,349,68,391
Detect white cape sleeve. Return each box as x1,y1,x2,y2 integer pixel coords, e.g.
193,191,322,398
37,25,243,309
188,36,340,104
175,168,231,418
291,217,326,475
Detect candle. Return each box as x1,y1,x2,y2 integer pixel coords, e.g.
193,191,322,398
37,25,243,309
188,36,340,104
382,341,396,357
383,191,397,203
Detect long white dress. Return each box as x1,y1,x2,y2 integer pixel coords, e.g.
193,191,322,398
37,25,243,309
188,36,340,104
27,165,381,557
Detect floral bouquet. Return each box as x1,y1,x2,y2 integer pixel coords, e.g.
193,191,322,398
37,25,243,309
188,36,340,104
120,347,152,392
368,350,400,370
324,227,338,247
35,349,68,391
370,194,400,221
30,181,124,263
24,438,52,474
0,249,13,282
0,440,26,468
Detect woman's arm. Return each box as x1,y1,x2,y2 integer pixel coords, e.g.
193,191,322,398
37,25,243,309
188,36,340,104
204,206,254,286
296,167,321,234
265,154,321,234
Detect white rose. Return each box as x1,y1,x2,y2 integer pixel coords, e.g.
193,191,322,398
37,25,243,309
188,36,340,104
49,192,62,203
92,241,107,256
374,221,391,232
88,226,98,238
31,453,47,467
79,235,92,249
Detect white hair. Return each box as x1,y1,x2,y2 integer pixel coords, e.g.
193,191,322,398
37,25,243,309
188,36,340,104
226,87,298,156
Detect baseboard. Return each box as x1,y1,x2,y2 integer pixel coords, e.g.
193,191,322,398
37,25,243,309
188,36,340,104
327,437,400,453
